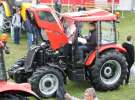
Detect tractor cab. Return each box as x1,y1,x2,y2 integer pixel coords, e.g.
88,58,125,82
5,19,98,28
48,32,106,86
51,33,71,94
60,9,117,64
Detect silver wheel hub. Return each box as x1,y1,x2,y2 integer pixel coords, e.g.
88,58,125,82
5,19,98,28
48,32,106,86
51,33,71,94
39,74,59,97
100,60,121,85
104,67,112,77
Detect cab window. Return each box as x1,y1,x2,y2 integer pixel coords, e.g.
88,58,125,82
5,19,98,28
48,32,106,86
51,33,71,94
38,11,56,22
101,21,115,44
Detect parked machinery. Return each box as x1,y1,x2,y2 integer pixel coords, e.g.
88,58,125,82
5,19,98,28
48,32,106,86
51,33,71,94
9,4,128,98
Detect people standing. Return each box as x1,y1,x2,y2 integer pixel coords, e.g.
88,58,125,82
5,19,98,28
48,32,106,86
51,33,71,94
78,5,86,11
10,6,16,41
122,35,134,84
24,10,33,48
54,0,62,13
12,7,22,44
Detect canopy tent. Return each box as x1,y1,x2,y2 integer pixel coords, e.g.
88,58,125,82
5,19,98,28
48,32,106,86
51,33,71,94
39,0,119,5
40,0,95,5
40,0,135,11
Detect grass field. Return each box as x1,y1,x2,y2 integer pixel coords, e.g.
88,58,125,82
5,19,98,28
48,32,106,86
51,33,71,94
5,11,135,100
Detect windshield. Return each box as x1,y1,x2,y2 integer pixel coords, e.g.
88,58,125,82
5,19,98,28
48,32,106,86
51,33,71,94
38,11,56,22
101,21,116,44
62,18,76,35
61,18,76,43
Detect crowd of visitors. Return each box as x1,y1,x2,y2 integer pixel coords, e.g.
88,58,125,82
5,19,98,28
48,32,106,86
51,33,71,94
11,7,40,48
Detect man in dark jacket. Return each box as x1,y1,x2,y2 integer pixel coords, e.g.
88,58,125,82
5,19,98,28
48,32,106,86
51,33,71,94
78,22,97,62
122,35,134,84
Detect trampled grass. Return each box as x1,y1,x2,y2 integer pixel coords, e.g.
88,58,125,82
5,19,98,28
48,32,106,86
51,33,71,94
4,11,135,100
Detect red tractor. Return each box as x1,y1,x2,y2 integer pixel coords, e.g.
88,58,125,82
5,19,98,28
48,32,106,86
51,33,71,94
0,34,40,99
8,4,128,98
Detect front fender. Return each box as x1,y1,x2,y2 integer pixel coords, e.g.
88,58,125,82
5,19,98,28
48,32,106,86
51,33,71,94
47,63,67,84
0,81,40,99
85,44,127,66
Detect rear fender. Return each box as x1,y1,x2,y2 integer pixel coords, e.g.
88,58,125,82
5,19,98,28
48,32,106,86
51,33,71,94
0,81,40,99
85,44,127,67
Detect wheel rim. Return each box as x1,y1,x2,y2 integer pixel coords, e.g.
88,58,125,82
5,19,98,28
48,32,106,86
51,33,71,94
39,73,59,96
100,60,121,85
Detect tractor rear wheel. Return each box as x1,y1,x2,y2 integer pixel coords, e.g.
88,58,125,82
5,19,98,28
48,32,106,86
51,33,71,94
0,93,28,100
28,66,64,98
90,51,127,91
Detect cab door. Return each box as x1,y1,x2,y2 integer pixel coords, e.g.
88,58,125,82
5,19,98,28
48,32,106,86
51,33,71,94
34,9,68,50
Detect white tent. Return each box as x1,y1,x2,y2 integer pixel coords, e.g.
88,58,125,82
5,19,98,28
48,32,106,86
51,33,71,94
95,0,135,10
119,0,132,10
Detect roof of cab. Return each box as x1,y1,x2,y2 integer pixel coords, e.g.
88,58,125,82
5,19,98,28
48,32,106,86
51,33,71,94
62,9,117,21
31,3,53,11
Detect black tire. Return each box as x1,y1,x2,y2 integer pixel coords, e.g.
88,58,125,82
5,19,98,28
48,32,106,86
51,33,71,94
0,93,29,100
90,51,127,91
8,58,25,78
28,66,64,98
15,58,25,66
8,57,25,74
8,58,27,83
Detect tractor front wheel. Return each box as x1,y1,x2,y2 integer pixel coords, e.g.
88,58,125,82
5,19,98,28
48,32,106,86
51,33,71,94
90,51,127,91
28,66,64,98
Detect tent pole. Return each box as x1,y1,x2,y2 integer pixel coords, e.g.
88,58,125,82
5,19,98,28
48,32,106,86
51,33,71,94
112,0,115,13
68,0,70,12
